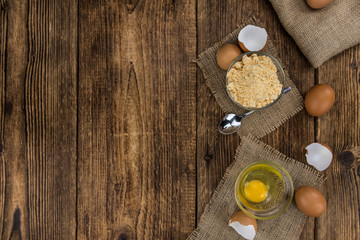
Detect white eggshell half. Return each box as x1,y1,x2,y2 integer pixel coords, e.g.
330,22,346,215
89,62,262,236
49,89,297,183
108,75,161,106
238,25,268,51
229,221,256,240
305,143,333,171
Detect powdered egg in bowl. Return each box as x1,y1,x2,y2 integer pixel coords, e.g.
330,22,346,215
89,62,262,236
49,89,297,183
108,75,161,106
226,51,287,111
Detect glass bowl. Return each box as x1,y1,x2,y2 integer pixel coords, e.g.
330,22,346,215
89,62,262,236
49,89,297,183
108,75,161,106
234,161,294,220
226,51,287,111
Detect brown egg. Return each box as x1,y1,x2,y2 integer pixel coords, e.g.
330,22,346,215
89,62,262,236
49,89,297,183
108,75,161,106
216,44,242,70
295,186,327,217
306,0,333,9
305,84,335,116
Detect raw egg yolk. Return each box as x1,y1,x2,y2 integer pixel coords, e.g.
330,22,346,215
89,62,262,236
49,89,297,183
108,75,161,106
244,180,268,203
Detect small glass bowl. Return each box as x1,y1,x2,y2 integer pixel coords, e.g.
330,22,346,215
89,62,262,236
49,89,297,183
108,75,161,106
234,161,294,220
226,51,286,111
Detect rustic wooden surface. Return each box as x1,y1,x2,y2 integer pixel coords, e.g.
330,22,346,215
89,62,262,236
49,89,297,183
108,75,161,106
0,0,359,239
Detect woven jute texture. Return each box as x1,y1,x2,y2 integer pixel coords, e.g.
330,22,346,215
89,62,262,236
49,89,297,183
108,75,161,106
196,17,303,139
269,0,360,68
188,135,325,240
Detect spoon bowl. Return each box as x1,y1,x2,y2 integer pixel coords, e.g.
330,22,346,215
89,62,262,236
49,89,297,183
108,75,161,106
218,87,291,135
218,112,254,135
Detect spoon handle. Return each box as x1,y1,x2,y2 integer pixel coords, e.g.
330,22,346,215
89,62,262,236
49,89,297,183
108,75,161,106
282,86,291,94
242,110,255,118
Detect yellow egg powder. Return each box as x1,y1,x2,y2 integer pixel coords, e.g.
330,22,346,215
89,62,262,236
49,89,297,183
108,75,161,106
227,54,283,108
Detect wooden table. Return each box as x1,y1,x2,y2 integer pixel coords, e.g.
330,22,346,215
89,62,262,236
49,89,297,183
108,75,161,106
1,0,359,239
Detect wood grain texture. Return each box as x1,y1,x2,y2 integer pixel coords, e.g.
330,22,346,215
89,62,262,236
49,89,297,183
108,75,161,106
77,0,196,239
1,0,29,238
0,0,7,236
1,0,77,239
316,45,360,240
0,1,359,239
25,0,77,238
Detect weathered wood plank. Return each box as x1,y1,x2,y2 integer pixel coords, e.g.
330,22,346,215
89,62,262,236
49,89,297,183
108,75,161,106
1,0,29,238
0,0,7,236
77,0,197,239
316,45,360,240
25,0,77,238
1,0,78,239
196,1,316,239
196,0,241,224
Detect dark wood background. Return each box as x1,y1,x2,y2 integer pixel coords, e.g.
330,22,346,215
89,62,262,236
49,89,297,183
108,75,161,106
0,0,359,239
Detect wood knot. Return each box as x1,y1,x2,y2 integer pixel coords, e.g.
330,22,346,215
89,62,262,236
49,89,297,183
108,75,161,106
114,183,121,192
84,213,90,225
350,62,358,70
126,0,140,14
128,61,136,80
118,233,129,240
204,154,213,162
338,151,355,167
112,225,133,240
338,146,360,168
9,207,22,240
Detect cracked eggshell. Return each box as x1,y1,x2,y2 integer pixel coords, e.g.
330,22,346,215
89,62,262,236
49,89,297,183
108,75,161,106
229,211,257,240
305,143,333,171
238,25,268,52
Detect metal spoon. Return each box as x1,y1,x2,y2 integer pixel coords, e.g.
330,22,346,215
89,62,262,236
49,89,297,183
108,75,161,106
218,86,292,135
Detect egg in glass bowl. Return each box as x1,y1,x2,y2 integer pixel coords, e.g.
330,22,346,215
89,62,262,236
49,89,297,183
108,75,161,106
234,161,294,220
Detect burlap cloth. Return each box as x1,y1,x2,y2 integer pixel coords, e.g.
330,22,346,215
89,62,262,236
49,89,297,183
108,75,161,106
269,0,360,68
196,17,303,139
188,135,325,240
